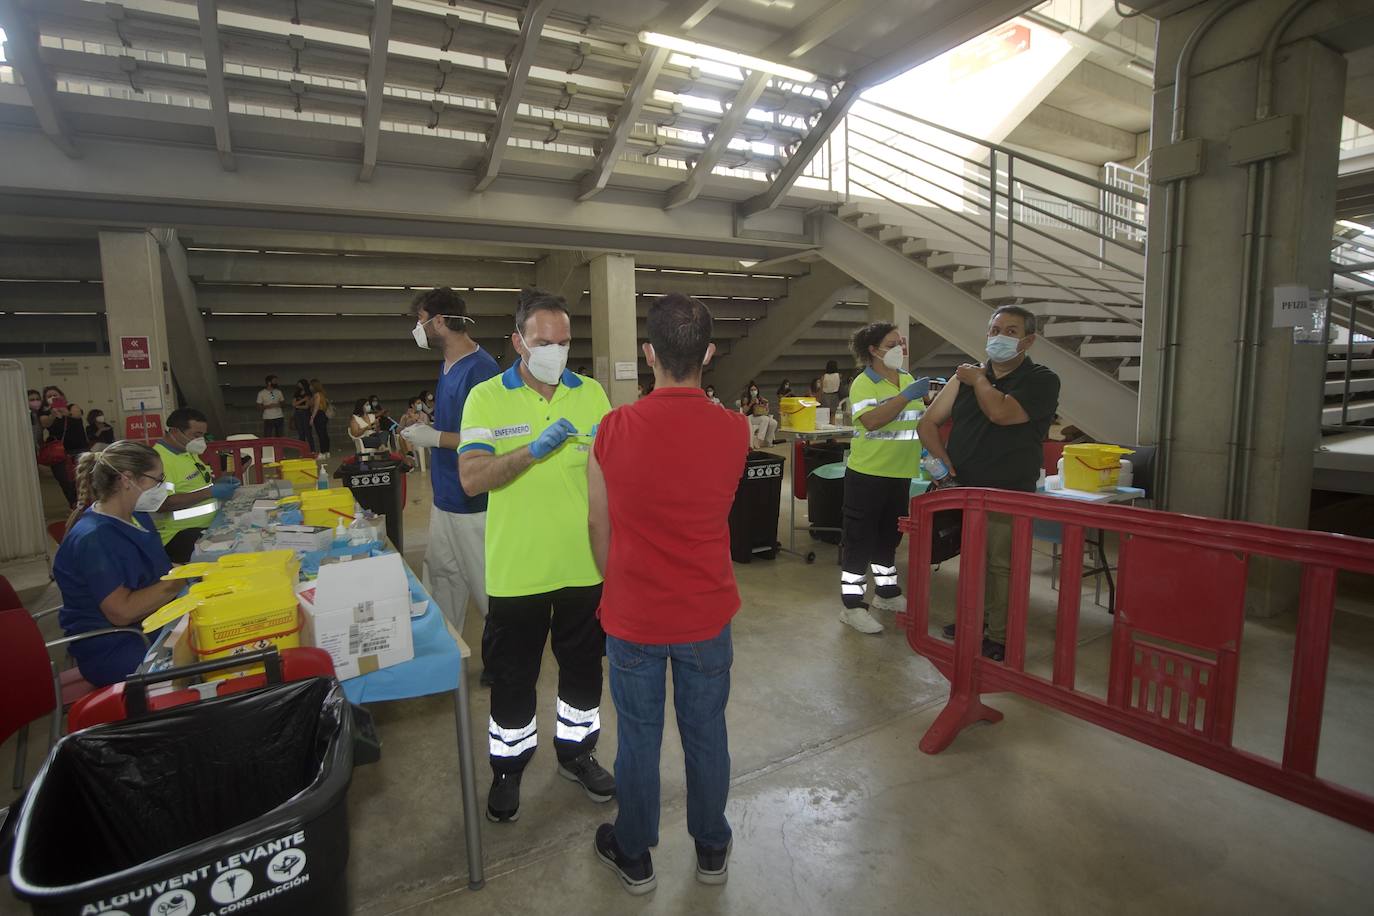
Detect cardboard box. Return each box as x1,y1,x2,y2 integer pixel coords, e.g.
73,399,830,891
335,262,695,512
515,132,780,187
299,553,413,680
275,524,333,551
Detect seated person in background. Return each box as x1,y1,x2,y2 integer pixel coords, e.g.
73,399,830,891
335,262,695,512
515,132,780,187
85,408,116,446
739,381,777,449
704,384,722,406
59,401,91,458
350,398,386,449
153,407,241,563
54,441,184,686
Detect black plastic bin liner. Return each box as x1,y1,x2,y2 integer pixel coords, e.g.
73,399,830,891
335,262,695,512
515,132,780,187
10,677,354,916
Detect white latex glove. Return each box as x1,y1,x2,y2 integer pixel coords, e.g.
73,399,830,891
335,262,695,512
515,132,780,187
401,423,443,449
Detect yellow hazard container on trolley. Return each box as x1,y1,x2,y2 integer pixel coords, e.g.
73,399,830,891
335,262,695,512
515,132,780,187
163,549,301,588
266,457,324,493
779,397,820,431
289,487,356,528
1063,444,1134,491
145,549,303,680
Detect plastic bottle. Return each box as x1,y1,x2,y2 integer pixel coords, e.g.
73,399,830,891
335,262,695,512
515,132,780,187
333,517,349,548
317,464,329,490
921,454,950,482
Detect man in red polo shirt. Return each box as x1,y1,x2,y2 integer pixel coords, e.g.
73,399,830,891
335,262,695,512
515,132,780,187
586,292,750,896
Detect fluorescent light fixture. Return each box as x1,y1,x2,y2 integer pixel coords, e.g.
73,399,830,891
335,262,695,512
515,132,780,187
639,32,816,83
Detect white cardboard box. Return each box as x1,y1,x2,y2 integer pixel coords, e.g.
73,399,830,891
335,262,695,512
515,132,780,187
275,524,333,551
299,553,413,680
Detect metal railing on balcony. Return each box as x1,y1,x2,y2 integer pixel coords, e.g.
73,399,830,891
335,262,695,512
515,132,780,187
831,98,1149,330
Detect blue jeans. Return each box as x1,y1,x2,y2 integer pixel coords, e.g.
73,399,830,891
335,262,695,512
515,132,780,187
607,624,733,858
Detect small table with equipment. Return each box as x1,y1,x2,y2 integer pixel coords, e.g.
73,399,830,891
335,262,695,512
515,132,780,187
776,425,854,563
1036,484,1146,612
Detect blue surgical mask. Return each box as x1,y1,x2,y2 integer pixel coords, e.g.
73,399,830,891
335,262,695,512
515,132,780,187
986,335,1021,363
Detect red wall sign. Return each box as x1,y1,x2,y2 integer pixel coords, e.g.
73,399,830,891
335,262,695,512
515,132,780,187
125,413,164,441
120,336,152,370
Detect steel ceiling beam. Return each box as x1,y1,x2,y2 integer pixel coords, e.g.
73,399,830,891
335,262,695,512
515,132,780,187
775,0,871,58
577,46,668,202
740,0,1040,217
0,0,80,158
474,0,555,192
664,71,769,210
358,0,394,182
195,0,234,171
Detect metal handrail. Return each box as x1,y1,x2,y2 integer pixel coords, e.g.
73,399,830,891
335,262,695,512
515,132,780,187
850,99,1149,204
847,145,1146,304
849,164,1144,328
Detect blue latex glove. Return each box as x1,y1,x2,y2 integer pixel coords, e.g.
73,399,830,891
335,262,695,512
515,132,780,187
210,477,242,500
529,418,578,459
902,377,931,402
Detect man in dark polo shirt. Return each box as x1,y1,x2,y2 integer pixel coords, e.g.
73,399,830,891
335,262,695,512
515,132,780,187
917,305,1060,660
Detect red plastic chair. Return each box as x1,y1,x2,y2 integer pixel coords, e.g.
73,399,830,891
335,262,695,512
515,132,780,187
45,521,65,546
0,575,22,611
1,606,149,790
202,437,314,484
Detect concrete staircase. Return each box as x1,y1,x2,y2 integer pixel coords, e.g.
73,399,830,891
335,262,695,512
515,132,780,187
837,200,1145,385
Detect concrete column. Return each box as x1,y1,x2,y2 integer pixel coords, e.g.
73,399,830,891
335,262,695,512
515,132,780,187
1138,0,1347,616
867,292,908,343
589,253,638,406
98,231,176,434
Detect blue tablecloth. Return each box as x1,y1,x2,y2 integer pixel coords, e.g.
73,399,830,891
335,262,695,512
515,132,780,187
342,567,464,704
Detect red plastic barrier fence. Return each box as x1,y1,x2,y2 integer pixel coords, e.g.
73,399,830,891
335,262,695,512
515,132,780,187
202,437,314,484
900,487,1374,832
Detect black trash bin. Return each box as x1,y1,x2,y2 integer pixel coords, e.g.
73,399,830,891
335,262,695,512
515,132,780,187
806,462,846,544
729,450,784,563
339,452,406,551
9,676,356,916
801,442,847,481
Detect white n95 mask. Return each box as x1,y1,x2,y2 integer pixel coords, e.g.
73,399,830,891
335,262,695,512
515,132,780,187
882,345,905,371
185,436,208,455
519,331,569,386
134,481,173,513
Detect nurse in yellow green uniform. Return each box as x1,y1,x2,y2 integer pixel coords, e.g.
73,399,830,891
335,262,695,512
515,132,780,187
839,323,930,635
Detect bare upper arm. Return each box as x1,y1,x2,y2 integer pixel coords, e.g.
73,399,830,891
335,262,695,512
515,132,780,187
919,379,959,427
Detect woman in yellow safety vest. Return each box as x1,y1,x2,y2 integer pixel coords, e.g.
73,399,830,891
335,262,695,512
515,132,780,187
837,322,930,635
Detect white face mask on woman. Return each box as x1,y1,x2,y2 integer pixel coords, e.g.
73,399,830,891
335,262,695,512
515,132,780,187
881,344,905,371
133,479,173,513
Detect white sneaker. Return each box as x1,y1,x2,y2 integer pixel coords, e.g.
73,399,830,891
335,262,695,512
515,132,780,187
839,606,883,634
870,593,904,613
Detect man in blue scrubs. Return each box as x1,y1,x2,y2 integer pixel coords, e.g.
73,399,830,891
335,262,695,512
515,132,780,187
401,288,501,644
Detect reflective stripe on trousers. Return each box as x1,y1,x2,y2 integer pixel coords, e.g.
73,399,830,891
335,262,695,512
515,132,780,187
555,697,601,744
490,715,537,758
841,569,866,597
871,564,898,588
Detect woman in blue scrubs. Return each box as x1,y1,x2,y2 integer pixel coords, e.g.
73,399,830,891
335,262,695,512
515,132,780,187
54,441,185,686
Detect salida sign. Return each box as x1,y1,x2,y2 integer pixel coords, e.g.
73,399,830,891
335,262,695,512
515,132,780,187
124,414,164,441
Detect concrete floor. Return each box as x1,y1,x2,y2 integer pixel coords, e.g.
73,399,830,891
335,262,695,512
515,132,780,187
4,455,1374,914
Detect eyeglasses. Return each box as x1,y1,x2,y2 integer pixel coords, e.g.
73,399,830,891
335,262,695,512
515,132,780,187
138,472,166,486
